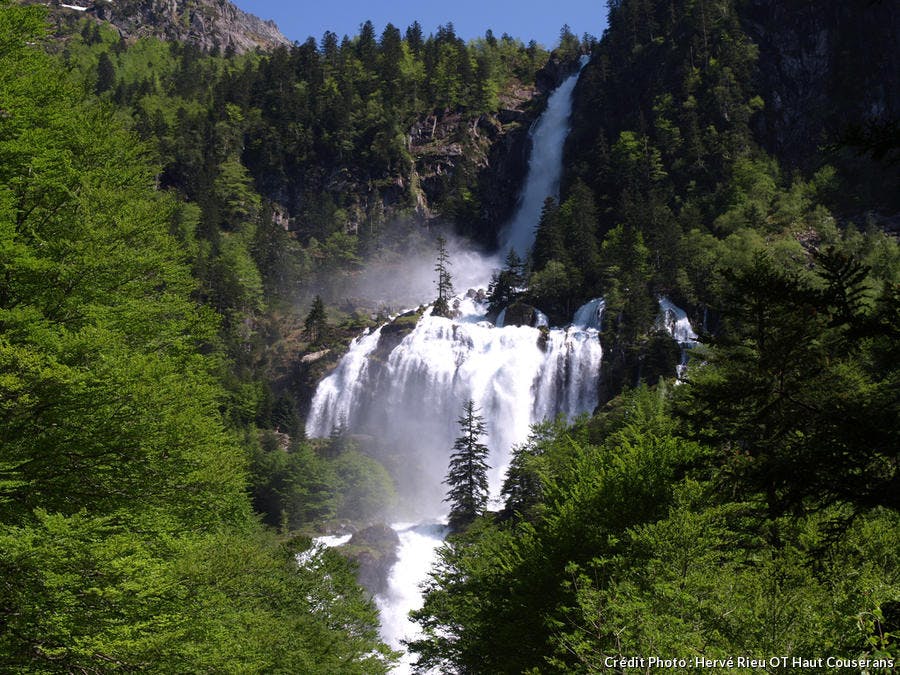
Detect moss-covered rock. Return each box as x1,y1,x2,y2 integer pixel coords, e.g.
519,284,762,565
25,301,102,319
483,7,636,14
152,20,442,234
371,307,425,362
503,301,540,327
341,523,400,595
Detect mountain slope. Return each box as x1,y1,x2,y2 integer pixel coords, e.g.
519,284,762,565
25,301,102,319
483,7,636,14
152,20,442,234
46,0,289,53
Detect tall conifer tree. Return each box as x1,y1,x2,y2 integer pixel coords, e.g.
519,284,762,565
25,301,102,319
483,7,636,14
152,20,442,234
433,235,454,317
444,400,490,531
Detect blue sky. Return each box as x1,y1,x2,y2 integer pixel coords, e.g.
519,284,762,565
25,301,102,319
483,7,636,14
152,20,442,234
233,0,608,50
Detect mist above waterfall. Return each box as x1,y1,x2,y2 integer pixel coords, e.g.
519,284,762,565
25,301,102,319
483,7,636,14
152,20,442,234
308,226,500,314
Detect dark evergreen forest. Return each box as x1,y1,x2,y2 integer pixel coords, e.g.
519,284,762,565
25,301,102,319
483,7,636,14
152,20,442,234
1,0,897,671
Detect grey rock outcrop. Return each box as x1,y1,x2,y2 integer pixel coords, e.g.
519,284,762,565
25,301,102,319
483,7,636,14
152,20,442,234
77,0,289,54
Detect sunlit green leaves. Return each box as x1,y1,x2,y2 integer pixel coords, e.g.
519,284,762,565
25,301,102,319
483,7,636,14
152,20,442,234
0,5,391,669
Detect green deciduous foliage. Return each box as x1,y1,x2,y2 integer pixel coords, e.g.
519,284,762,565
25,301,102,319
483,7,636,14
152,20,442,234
528,259,580,320
412,386,900,673
499,417,568,521
412,388,706,673
9,1,898,670
0,4,392,669
333,449,398,522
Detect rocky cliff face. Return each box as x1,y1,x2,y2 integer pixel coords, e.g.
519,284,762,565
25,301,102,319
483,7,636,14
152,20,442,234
342,524,400,596
298,82,543,250
57,0,289,53
407,85,538,243
741,0,900,167
393,59,581,246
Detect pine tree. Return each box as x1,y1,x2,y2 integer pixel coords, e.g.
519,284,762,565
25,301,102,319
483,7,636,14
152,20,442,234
304,295,328,344
487,248,525,315
560,180,601,294
405,21,424,55
531,197,566,271
444,400,490,531
433,235,454,317
95,52,116,95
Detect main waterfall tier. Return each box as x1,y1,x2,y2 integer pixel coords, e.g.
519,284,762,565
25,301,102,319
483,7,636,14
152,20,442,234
306,300,605,517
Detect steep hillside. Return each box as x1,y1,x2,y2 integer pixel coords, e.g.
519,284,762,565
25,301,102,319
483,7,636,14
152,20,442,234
741,0,900,170
36,0,289,53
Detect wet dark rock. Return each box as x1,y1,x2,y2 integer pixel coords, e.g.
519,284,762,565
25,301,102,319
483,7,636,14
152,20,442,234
373,310,422,361
536,55,585,94
343,523,400,596
503,301,540,327
537,325,550,352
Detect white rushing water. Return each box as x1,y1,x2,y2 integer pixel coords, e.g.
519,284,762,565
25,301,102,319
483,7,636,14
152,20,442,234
306,298,604,672
657,296,699,377
499,55,589,257
374,521,448,673
307,300,604,506
305,59,604,674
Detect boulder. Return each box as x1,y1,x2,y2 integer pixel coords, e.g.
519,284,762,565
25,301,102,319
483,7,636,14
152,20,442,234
503,301,540,327
344,523,400,596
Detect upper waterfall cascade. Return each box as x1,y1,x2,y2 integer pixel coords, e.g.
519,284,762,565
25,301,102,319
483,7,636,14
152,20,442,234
499,54,590,257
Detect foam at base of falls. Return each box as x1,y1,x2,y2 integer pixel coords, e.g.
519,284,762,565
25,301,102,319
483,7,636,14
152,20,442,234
375,521,449,675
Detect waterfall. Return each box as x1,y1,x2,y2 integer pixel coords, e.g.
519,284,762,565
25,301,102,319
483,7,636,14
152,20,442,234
657,297,698,377
305,60,593,674
306,300,603,672
307,303,603,513
499,55,589,258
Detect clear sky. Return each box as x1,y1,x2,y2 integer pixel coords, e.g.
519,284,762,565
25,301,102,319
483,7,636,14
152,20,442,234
232,0,608,50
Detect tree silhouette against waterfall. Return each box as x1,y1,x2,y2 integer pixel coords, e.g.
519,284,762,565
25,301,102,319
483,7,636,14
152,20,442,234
444,400,490,531
432,235,454,318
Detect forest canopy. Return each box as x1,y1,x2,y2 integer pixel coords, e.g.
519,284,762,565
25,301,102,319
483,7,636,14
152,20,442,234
0,3,394,670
